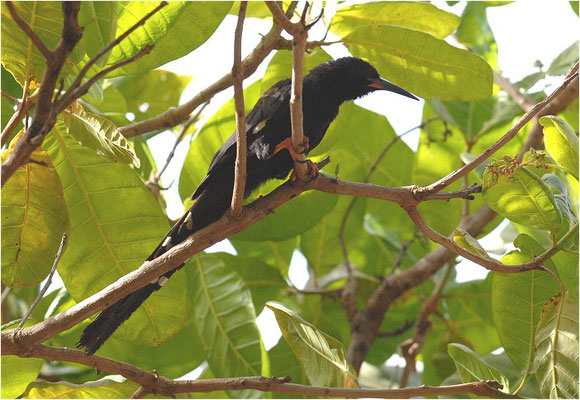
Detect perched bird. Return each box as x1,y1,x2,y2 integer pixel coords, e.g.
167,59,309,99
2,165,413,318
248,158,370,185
78,56,418,354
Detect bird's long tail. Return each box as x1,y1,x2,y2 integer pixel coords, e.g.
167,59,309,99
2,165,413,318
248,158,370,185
78,178,232,354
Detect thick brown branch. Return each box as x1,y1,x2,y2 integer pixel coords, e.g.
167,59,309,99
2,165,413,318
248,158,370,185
2,342,514,399
231,1,248,216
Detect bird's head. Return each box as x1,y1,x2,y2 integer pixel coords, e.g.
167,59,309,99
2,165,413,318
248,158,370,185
308,57,419,103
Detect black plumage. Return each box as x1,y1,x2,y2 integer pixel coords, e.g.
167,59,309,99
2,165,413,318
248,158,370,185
78,57,417,354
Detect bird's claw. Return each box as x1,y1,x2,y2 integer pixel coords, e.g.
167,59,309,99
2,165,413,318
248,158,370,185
273,137,310,159
290,159,319,182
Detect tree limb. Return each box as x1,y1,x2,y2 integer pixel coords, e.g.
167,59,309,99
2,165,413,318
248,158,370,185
231,1,248,216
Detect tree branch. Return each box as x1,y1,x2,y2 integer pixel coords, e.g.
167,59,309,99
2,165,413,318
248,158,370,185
2,342,514,399
230,1,248,216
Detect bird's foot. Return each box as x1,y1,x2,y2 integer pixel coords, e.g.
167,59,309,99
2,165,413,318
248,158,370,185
273,136,310,159
290,159,319,182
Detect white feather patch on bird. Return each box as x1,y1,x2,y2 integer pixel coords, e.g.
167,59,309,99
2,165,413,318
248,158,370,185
184,212,193,230
158,276,169,286
253,119,267,134
162,236,172,248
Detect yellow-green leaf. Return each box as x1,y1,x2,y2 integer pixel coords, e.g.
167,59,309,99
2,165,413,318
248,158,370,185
331,2,460,39
540,115,579,180
454,228,492,260
1,134,69,288
267,301,357,388
344,25,493,101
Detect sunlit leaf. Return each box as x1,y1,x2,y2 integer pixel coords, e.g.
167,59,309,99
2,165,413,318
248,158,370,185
540,115,579,180
77,2,118,67
534,292,579,399
547,41,579,76
267,301,357,388
21,376,138,399
43,123,187,347
1,134,69,288
331,2,460,39
491,234,559,374
189,254,262,377
455,2,498,69
483,164,563,232
63,102,140,167
344,25,493,101
105,2,232,76
453,228,492,260
448,343,510,391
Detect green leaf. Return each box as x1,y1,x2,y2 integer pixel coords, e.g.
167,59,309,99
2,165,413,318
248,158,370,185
21,376,138,399
1,321,43,399
63,102,140,167
105,2,232,76
540,116,579,180
230,236,296,274
552,250,579,303
491,234,560,374
0,2,82,85
534,292,579,399
189,254,262,377
570,1,579,16
547,41,579,76
448,343,510,391
266,301,357,388
43,123,187,347
453,228,492,260
111,69,191,123
229,1,269,18
1,137,69,288
455,2,498,69
77,2,118,67
483,165,563,232
331,2,460,39
1,66,22,134
344,25,493,101
430,97,495,140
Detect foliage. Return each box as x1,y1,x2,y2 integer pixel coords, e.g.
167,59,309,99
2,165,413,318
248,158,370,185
1,1,578,399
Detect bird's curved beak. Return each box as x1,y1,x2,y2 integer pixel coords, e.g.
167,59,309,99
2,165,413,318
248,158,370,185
368,78,419,101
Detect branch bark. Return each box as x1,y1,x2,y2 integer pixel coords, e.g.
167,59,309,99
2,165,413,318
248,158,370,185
230,1,248,216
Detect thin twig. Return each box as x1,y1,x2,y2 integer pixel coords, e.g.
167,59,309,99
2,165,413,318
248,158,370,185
5,1,53,60
1,91,19,104
1,79,32,146
17,234,67,329
377,320,414,338
230,1,248,216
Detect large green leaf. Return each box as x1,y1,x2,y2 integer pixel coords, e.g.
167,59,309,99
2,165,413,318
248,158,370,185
267,301,357,388
552,250,579,303
21,376,138,399
430,97,495,140
547,41,579,76
344,25,493,101
110,69,191,123
0,2,82,85
540,116,579,180
483,164,563,233
455,2,498,69
105,2,232,76
77,2,118,67
230,236,296,274
448,343,510,391
491,234,560,374
63,102,140,167
42,123,187,347
534,292,579,399
1,66,23,134
1,138,69,288
331,2,460,39
189,255,263,377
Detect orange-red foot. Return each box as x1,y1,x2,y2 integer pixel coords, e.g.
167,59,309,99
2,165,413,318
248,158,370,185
273,136,310,159
290,159,319,182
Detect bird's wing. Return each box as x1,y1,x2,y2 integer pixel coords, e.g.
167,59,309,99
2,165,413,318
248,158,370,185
192,79,291,199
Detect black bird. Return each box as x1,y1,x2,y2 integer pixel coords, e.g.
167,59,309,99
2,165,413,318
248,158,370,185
78,56,418,354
